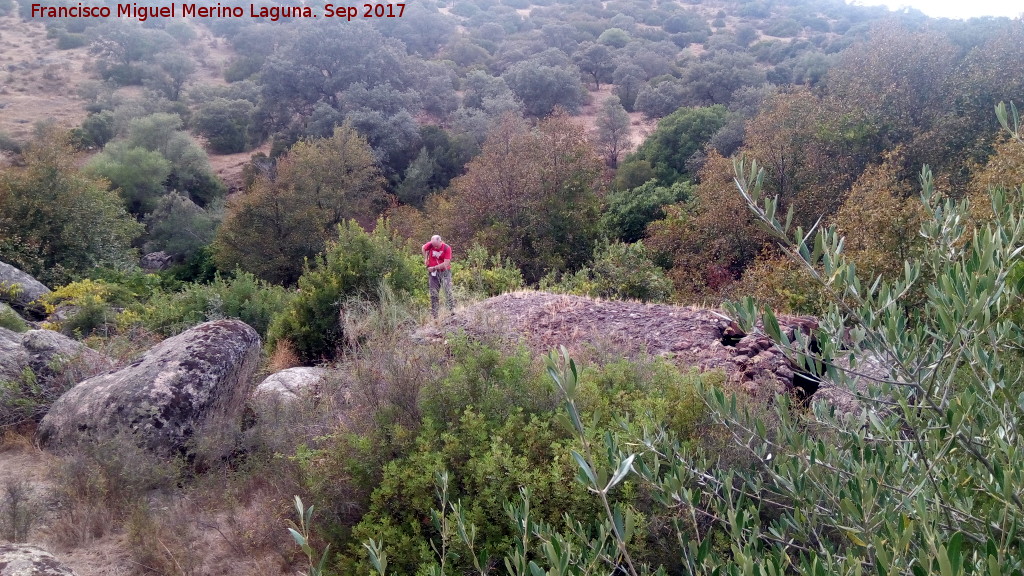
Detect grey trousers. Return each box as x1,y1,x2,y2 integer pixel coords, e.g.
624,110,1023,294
429,269,455,317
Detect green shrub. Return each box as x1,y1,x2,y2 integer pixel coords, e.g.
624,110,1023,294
346,349,717,576
602,179,691,243
133,270,294,338
540,241,674,303
56,32,88,50
0,304,27,332
39,279,123,337
345,408,595,576
451,244,524,298
191,98,256,154
266,221,419,364
420,337,556,429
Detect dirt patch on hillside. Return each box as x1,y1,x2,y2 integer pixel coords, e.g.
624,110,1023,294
0,13,94,142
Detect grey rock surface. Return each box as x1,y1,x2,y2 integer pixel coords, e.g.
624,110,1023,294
0,327,30,383
253,366,327,406
0,261,50,310
140,251,174,271
1,328,114,424
0,544,77,576
37,319,261,455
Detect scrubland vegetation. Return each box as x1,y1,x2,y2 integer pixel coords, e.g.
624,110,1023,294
2,0,1024,573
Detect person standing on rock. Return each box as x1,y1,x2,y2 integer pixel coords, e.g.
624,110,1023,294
423,235,455,319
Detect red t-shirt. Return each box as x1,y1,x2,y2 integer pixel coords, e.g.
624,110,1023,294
423,242,452,269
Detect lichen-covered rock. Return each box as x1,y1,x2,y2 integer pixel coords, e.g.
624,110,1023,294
0,260,50,311
140,251,174,271
20,329,114,383
0,327,30,383
1,328,114,425
37,319,261,455
0,544,77,576
253,367,327,406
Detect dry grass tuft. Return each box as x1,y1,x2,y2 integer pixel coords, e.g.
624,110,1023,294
268,339,302,372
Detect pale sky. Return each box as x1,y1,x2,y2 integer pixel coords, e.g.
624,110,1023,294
847,0,1023,20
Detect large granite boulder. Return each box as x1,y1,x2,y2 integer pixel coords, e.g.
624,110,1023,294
0,545,77,576
0,261,50,312
36,319,261,455
0,328,114,425
253,367,327,407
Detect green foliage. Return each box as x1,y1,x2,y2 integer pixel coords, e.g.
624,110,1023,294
141,50,195,101
0,304,27,332
90,21,177,86
191,98,256,154
39,279,122,337
628,104,728,185
79,111,116,149
132,270,294,338
287,496,332,576
444,114,603,284
540,241,674,303
266,221,418,364
354,348,713,576
119,113,225,207
348,396,584,575
597,27,630,48
595,95,632,167
142,192,219,261
648,155,1024,573
419,338,555,428
214,124,389,285
502,60,585,117
0,130,143,287
451,244,524,298
85,142,172,216
602,179,691,243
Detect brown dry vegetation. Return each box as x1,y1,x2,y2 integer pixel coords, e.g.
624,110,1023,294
0,13,93,141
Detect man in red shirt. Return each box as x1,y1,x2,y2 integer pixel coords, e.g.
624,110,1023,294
422,235,455,318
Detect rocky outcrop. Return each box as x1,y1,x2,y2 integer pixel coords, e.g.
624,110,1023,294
140,251,174,271
0,544,77,576
253,367,327,407
37,319,261,455
0,261,50,312
439,292,811,395
437,291,891,412
0,328,114,424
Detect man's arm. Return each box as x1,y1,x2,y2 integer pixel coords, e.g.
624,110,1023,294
440,245,452,270
422,245,430,268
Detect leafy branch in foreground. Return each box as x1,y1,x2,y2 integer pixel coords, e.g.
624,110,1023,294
287,496,331,576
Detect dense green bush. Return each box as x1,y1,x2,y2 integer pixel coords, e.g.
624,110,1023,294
133,270,294,338
324,341,711,576
540,241,674,303
602,179,692,243
0,132,143,287
191,98,257,154
451,244,524,298
266,221,420,364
